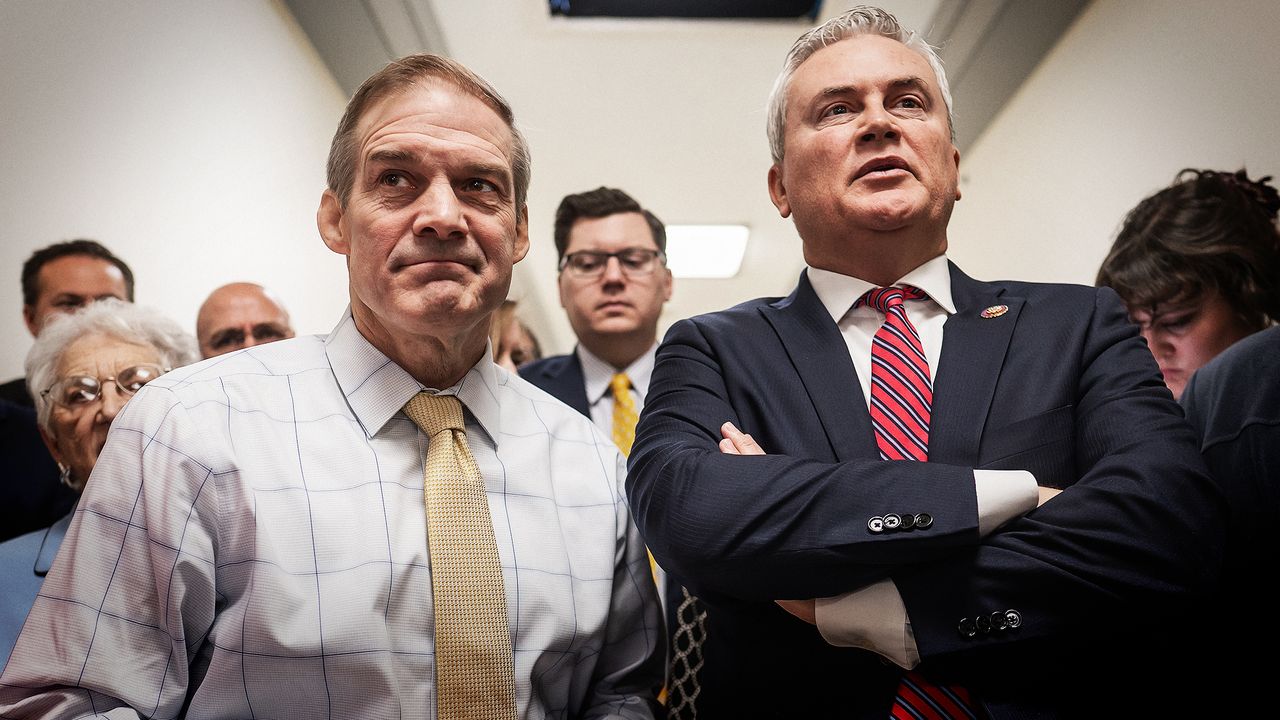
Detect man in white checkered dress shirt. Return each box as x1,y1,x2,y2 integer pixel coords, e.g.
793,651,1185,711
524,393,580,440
0,54,663,719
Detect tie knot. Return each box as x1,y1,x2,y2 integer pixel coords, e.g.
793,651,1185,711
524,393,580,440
403,392,465,436
610,373,631,397
856,285,927,314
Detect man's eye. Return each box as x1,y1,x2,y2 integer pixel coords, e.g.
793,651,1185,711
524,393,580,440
54,299,82,309
897,97,923,109
212,331,243,349
379,172,410,187
463,178,498,193
824,104,851,117
574,257,603,272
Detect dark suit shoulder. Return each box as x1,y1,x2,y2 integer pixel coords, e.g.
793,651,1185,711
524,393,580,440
517,353,573,382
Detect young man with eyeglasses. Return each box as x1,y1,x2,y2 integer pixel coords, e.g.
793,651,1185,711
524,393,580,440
521,186,672,423
521,186,711,714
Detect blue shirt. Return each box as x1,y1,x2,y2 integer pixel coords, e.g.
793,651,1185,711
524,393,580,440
0,511,71,670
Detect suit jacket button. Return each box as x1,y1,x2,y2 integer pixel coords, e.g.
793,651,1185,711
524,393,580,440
1005,609,1023,628
914,512,933,529
990,611,1009,631
868,516,885,533
975,613,992,634
882,513,902,530
957,617,977,638
898,512,916,530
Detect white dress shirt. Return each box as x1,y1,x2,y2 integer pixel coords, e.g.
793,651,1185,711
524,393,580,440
806,255,1037,668
577,343,656,438
0,310,663,719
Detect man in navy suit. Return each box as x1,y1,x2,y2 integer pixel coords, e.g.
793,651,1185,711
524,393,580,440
627,6,1225,718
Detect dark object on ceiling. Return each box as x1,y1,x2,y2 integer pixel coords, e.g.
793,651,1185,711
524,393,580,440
549,0,823,20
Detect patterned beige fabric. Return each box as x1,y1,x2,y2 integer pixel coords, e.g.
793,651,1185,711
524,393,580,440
404,392,516,720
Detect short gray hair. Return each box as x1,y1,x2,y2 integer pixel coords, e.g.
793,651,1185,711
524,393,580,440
26,299,199,432
766,5,955,164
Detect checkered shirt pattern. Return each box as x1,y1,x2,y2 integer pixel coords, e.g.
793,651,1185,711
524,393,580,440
0,310,664,719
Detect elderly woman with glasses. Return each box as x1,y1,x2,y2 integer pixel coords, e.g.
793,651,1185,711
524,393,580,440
0,299,196,666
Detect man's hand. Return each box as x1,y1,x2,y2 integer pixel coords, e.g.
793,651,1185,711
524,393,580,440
1038,486,1062,506
719,421,764,455
718,423,819,625
775,599,818,625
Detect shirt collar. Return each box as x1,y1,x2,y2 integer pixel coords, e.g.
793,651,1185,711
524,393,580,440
325,308,502,441
577,342,658,405
808,254,956,322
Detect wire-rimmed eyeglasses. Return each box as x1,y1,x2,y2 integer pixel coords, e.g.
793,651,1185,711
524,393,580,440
558,248,666,279
41,364,169,409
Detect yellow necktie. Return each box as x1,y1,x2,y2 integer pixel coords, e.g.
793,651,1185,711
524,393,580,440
403,393,516,720
610,372,638,456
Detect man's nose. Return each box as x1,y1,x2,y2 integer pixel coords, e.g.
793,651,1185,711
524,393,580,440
1141,327,1170,355
858,103,900,143
243,325,264,349
600,255,628,284
412,184,468,239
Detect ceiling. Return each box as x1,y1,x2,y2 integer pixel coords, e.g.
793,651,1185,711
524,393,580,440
283,0,1087,353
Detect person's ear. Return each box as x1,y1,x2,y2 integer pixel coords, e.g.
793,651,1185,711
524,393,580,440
37,425,64,467
512,205,530,263
318,189,349,256
953,146,962,201
768,164,792,218
22,305,39,337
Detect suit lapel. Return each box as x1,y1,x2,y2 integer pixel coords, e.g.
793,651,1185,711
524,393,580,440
761,271,878,461
540,354,592,418
929,262,1023,465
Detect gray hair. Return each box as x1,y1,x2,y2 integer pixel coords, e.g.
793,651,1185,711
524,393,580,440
765,5,955,164
26,299,199,432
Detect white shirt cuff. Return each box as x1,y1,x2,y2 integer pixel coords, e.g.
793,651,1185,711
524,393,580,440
974,469,1038,537
815,579,918,669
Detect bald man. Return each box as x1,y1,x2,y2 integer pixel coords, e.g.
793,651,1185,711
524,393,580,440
196,282,295,358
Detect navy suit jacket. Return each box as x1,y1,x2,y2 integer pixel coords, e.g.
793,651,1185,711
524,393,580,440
628,264,1225,718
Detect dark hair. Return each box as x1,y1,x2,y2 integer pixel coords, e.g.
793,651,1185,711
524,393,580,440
326,53,531,210
552,186,666,261
21,239,135,307
1097,168,1280,331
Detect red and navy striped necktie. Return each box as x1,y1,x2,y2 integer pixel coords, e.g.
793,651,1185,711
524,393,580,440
856,285,978,720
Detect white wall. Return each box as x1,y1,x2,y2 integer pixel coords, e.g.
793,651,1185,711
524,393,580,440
0,0,348,379
949,0,1280,285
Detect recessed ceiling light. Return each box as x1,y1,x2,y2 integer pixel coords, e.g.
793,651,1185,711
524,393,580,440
665,225,749,279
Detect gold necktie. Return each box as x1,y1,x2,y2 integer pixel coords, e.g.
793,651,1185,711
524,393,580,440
403,393,516,720
610,373,638,456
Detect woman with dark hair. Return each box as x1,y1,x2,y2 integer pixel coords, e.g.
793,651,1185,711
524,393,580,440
1097,168,1280,399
